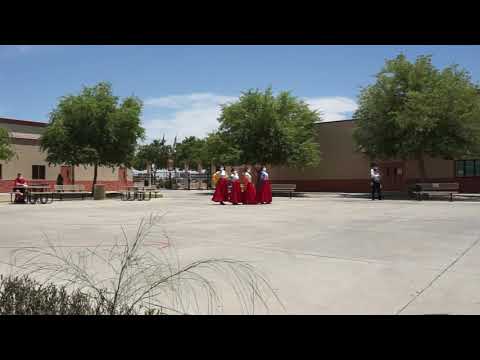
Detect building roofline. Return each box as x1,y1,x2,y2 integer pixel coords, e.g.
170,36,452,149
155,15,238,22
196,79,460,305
315,119,354,125
0,117,47,128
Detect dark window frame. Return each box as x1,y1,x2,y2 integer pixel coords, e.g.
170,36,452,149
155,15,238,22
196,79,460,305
455,160,480,177
32,165,46,180
0,164,2,179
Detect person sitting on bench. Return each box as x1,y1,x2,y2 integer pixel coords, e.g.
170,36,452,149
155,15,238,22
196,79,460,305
13,173,28,203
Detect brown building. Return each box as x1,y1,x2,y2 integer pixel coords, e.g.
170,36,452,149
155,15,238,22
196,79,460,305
269,119,480,193
0,117,133,193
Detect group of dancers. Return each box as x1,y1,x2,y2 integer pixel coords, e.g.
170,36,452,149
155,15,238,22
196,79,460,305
212,166,272,205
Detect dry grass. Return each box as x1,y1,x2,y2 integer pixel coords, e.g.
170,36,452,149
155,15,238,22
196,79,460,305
7,213,285,315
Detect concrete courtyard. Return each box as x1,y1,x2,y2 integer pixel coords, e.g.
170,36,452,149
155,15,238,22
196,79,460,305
1,190,480,314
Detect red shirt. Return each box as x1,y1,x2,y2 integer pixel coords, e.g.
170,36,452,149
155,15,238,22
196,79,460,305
15,178,26,186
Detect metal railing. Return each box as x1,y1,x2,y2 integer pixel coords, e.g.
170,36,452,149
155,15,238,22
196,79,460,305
133,169,211,190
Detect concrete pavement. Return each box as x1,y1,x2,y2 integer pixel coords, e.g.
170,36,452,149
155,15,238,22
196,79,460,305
1,190,479,314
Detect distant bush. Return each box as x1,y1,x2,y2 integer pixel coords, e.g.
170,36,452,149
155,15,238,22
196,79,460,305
0,275,167,315
0,275,99,315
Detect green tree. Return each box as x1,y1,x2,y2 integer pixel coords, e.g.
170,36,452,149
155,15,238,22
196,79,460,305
175,136,208,170
0,128,15,161
133,136,172,184
204,131,241,167
218,88,321,168
41,82,145,192
353,54,480,180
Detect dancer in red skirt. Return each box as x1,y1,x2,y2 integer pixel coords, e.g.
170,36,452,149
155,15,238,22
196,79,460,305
241,167,257,205
212,166,228,205
228,168,242,205
256,166,272,204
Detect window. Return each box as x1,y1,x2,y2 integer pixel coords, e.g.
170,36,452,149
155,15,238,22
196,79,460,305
456,160,480,177
32,165,46,180
465,160,475,177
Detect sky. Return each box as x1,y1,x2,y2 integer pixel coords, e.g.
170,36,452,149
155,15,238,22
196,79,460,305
1,45,480,143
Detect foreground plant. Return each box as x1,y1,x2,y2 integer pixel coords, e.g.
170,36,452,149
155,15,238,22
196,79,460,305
8,214,284,315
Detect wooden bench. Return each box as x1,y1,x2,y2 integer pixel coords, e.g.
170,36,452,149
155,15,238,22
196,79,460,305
10,185,54,205
54,184,91,200
412,183,460,201
271,183,297,199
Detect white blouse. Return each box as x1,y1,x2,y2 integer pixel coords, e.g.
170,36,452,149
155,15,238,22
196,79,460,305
231,172,240,181
244,172,252,182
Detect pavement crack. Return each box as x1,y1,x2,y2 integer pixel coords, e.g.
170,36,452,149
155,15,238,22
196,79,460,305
396,236,480,315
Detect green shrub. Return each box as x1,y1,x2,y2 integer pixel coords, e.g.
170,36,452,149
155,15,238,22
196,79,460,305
0,275,99,315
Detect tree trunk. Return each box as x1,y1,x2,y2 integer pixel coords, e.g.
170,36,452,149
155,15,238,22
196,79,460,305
418,154,427,182
71,166,75,185
92,164,98,195
147,162,151,187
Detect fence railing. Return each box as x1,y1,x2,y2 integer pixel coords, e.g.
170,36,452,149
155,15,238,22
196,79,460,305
133,170,211,190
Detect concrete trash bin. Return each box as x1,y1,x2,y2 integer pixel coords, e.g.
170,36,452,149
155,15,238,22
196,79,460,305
93,184,106,200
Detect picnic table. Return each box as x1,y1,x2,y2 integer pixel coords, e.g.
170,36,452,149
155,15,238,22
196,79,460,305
11,185,54,204
121,186,153,201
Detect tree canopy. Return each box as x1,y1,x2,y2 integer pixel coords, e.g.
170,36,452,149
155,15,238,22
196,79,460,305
133,137,171,171
353,54,480,179
0,127,15,161
40,82,145,190
175,136,208,170
203,131,241,168
217,88,321,167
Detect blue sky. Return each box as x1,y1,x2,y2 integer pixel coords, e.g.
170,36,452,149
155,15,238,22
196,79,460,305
1,45,480,143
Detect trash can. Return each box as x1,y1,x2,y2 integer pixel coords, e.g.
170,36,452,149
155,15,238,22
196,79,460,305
93,184,106,200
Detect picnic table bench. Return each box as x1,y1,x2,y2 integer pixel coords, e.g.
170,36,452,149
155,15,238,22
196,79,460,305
412,182,460,201
121,186,161,201
271,183,297,199
54,184,91,200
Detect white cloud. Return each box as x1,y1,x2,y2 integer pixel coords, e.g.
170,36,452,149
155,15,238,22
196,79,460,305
144,93,236,110
304,96,358,122
143,93,237,143
142,93,358,143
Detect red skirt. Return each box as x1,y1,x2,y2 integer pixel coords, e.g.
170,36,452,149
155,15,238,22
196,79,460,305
212,178,228,203
242,182,257,205
228,180,242,204
257,179,272,204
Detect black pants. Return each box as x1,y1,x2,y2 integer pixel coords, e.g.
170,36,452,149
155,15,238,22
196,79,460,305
371,182,382,200
13,187,26,203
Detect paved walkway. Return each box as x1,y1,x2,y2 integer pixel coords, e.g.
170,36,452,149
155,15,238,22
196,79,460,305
1,190,480,314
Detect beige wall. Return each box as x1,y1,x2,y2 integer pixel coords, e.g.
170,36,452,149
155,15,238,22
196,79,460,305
0,143,60,180
0,123,44,135
270,121,371,180
1,120,133,182
406,157,454,179
0,142,132,182
269,121,457,182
